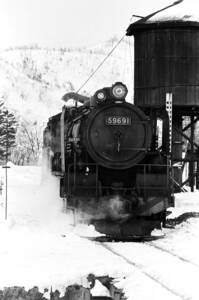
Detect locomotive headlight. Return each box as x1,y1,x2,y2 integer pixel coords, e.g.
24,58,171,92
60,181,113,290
111,82,128,100
95,89,107,103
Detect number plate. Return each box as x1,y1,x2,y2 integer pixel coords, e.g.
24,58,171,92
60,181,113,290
106,116,131,125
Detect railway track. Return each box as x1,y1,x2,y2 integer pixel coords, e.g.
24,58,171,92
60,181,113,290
77,215,199,299
88,234,199,269
99,243,191,300
145,241,199,269
79,233,198,300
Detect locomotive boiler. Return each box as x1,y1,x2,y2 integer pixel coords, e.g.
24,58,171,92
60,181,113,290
43,82,174,237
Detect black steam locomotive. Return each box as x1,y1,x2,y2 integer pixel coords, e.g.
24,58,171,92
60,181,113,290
43,82,174,237
43,0,199,237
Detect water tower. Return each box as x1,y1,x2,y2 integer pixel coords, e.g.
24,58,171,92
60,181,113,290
126,2,199,191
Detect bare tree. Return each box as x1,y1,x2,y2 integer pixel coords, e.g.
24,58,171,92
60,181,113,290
12,120,43,165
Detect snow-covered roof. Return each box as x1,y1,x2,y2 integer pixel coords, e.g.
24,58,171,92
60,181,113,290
146,0,199,23
126,0,199,35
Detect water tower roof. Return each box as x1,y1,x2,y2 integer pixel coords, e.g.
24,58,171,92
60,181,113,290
126,1,199,35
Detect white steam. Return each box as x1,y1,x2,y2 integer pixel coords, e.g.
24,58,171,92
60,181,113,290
0,164,74,234
75,195,130,223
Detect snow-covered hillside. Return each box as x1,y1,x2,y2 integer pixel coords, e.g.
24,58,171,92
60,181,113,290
0,37,134,122
0,37,134,165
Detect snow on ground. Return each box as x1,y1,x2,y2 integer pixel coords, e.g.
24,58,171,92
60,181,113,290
0,165,199,299
0,165,132,294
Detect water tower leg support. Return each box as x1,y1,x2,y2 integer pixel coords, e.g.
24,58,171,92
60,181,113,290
189,115,195,192
172,115,183,188
196,160,199,190
173,115,199,191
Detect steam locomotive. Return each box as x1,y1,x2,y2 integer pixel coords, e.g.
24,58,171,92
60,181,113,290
43,82,174,237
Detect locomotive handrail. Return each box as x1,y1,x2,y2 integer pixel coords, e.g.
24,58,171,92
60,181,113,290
65,185,170,190
67,162,172,167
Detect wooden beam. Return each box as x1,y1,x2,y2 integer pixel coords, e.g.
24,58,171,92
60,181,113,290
183,116,199,132
173,126,199,149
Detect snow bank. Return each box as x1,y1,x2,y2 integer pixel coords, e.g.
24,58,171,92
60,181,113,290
169,190,199,218
0,165,60,229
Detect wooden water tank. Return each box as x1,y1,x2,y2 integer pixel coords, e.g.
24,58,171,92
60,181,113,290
126,21,199,108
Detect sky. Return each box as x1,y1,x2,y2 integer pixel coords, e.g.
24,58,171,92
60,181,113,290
0,0,179,49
